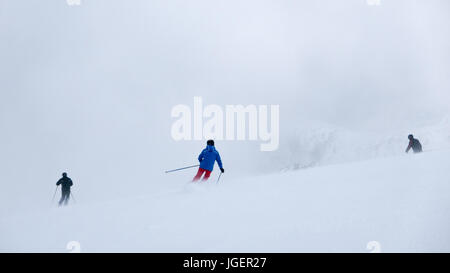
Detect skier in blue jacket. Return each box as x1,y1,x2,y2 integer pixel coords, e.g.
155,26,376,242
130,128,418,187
193,140,224,181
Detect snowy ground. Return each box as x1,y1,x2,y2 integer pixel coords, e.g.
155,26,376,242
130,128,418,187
1,148,449,253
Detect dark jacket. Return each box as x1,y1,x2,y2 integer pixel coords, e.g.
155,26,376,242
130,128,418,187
56,177,73,191
198,145,223,171
406,138,423,153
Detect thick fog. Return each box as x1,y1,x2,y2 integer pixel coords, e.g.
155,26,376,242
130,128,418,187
1,0,449,213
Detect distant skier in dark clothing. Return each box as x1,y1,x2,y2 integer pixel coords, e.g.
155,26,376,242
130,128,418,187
193,140,224,182
56,172,73,206
405,134,423,153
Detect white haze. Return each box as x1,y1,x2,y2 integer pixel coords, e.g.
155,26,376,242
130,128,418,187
0,0,449,215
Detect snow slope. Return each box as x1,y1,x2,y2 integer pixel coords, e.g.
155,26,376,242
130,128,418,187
1,149,449,253
274,116,450,172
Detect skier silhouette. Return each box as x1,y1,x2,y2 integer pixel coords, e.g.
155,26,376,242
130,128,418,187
405,134,423,153
56,172,73,206
193,140,224,182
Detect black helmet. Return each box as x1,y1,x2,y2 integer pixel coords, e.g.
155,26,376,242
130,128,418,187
207,139,214,146
62,172,67,177
408,134,413,140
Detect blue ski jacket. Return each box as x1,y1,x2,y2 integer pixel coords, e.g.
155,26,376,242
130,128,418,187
198,145,223,171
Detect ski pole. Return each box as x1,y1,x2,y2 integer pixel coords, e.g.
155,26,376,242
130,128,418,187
70,192,76,204
51,186,59,204
216,172,222,184
165,164,199,173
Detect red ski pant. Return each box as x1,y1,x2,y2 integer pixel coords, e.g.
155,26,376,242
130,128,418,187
193,168,212,181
